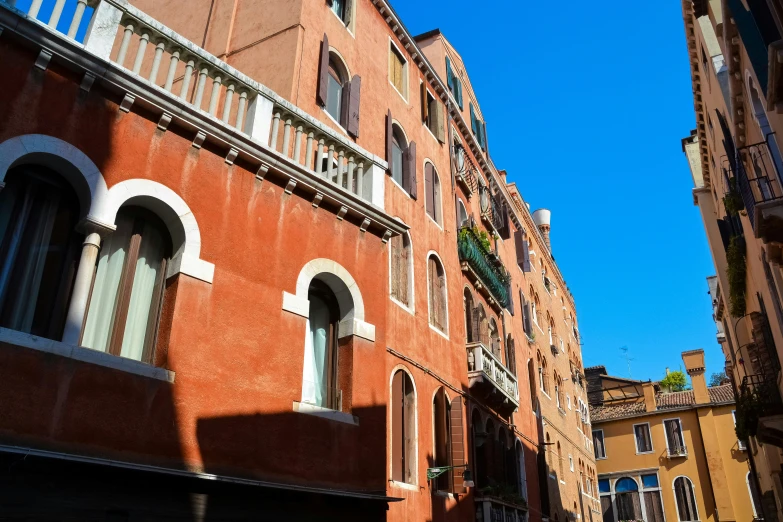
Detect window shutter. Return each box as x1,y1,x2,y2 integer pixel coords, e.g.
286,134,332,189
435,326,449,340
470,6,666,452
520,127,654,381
482,122,488,152
403,141,417,199
346,74,361,138
343,0,353,25
507,284,514,316
386,109,393,175
456,78,463,109
403,375,415,482
317,34,330,107
425,164,434,220
450,396,466,493
391,371,404,482
340,78,351,128
470,103,477,134
445,56,453,93
400,239,410,306
514,230,525,268
420,83,429,123
521,234,531,272
434,99,446,143
434,389,451,491
499,201,510,239
438,272,446,329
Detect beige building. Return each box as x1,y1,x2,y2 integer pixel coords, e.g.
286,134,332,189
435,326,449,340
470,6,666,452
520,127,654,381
587,350,761,522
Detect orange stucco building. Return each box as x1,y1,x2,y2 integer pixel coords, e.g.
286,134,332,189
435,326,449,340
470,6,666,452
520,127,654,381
588,350,760,522
0,0,593,520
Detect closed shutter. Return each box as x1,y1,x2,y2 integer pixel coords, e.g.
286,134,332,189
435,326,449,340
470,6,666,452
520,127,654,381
399,238,409,306
471,307,481,344
507,284,514,316
434,389,451,491
482,122,488,152
601,496,615,522
507,338,516,376
445,56,453,93
514,230,525,268
403,141,417,199
425,163,434,220
403,374,415,483
420,83,429,123
644,491,665,522
470,103,477,134
450,397,466,493
456,77,463,108
346,75,361,138
317,34,330,107
385,110,393,175
499,200,510,239
434,99,445,143
521,234,531,272
391,371,403,482
340,78,351,127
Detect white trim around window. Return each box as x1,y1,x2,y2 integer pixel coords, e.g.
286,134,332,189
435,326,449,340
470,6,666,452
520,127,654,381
593,429,606,460
388,37,408,102
388,225,415,315
672,475,699,522
663,417,687,457
633,422,654,454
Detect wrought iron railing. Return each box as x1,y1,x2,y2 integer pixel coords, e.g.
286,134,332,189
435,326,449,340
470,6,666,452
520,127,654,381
458,227,510,307
736,374,783,440
724,138,783,231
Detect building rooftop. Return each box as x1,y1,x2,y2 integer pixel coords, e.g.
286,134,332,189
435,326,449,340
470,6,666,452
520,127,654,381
591,384,735,422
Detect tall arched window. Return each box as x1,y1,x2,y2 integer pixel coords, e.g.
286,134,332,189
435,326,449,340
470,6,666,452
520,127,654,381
505,334,516,376
433,387,451,491
554,372,563,409
0,166,82,339
390,124,407,187
299,279,340,409
326,55,348,123
540,356,550,395
427,254,447,332
391,369,416,484
616,477,641,521
82,207,172,363
464,288,475,343
424,162,442,225
673,476,699,522
390,231,412,307
516,440,528,500
489,317,501,359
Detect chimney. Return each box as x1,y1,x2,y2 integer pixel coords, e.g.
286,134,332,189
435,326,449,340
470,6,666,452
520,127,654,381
532,209,551,251
642,381,657,412
682,349,709,405
498,169,508,182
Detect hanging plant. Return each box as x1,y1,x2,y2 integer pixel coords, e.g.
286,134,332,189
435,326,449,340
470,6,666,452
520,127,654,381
726,235,747,317
723,178,744,216
735,385,762,441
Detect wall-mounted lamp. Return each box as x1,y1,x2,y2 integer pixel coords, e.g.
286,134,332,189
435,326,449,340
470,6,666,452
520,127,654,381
426,464,475,488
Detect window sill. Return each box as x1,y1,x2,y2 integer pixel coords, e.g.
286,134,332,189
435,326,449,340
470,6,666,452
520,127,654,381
321,107,349,136
635,450,655,455
328,8,355,37
558,407,567,416
389,177,414,200
560,480,566,485
390,480,419,492
433,490,456,499
666,452,688,459
428,323,449,340
0,327,175,383
426,212,443,231
390,295,415,315
389,80,408,104
293,401,359,426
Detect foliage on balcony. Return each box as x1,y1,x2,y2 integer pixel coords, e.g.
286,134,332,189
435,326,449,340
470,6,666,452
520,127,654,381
723,177,745,216
478,481,528,509
727,235,747,317
735,384,763,441
458,226,510,308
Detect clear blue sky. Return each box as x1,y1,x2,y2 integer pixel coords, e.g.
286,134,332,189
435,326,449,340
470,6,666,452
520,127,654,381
391,0,723,382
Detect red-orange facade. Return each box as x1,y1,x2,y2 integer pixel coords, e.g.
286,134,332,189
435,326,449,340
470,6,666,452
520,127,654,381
0,0,594,520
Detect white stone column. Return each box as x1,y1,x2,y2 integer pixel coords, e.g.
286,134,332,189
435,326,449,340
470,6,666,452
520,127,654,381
62,232,101,346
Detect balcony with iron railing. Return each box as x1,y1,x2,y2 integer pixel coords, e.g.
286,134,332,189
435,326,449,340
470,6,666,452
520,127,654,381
474,496,527,522
457,226,510,312
0,0,402,237
466,341,519,415
724,137,783,244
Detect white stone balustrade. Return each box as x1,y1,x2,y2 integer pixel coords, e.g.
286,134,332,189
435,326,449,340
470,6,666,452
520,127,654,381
1,0,386,207
466,341,519,405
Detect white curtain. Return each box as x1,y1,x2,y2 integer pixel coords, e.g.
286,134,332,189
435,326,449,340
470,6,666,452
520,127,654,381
301,295,328,407
82,214,132,353
120,220,164,361
0,183,59,333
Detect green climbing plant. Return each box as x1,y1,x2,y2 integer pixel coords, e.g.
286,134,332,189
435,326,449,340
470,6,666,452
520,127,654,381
727,235,747,317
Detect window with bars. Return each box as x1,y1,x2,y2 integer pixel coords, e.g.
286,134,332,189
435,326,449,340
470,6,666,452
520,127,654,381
428,255,447,332
390,233,411,307
634,423,653,453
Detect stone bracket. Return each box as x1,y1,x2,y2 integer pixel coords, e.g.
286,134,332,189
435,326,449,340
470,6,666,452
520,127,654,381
34,48,53,71
119,93,135,113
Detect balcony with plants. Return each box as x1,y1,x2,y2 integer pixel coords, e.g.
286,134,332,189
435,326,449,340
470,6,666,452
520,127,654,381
458,225,510,312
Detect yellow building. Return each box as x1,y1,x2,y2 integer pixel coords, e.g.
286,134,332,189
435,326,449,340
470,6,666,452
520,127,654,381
587,350,762,522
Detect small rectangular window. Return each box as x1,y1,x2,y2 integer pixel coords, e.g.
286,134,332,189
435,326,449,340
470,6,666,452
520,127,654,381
592,430,606,459
664,418,686,456
634,423,653,453
598,479,610,493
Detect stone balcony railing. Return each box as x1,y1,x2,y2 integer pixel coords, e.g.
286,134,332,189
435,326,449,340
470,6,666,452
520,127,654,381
466,341,519,414
0,0,402,238
475,497,527,522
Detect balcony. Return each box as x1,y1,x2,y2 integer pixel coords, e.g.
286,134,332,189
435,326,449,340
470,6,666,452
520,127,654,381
466,342,519,415
475,497,527,522
458,227,510,311
727,139,783,244
0,0,402,238
737,374,783,447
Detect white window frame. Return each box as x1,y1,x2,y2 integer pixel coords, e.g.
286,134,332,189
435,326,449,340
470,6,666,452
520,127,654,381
423,160,443,229
569,454,574,472
567,394,571,410
633,422,654,455
663,417,687,457
672,475,699,522
593,429,606,460
425,251,449,339
388,365,419,487
602,472,665,522
388,37,409,102
733,410,747,451
388,121,412,198
328,0,356,35
388,228,415,314
747,471,761,519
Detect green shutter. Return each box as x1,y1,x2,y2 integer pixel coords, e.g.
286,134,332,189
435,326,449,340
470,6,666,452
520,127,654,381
456,78,463,109
445,56,453,93
470,103,477,135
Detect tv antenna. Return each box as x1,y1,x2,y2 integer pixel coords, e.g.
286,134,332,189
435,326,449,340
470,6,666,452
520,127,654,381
619,346,634,378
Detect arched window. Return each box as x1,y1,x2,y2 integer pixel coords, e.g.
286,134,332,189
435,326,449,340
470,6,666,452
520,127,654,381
554,372,563,409
433,387,451,491
540,356,550,395
556,441,563,477
464,288,475,343
516,440,528,500
82,207,172,363
427,254,447,332
747,472,763,519
472,409,487,488
0,166,82,339
673,476,699,522
390,124,407,187
615,477,641,521
527,359,537,409
390,231,412,307
299,279,341,409
457,198,468,229
391,369,416,484
325,55,348,123
489,317,501,359
505,334,516,376
424,162,441,225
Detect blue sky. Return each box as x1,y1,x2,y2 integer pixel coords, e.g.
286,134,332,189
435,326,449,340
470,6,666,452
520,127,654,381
391,0,722,382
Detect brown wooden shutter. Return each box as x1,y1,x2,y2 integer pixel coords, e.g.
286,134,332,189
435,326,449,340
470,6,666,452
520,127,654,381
346,75,361,138
434,389,451,490
386,109,393,174
450,396,466,493
404,141,417,199
391,370,403,482
340,78,351,128
403,375,415,482
437,271,446,329
514,230,525,268
434,99,445,142
471,307,481,344
420,83,429,123
521,234,531,272
425,164,434,220
400,238,409,305
317,34,330,107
